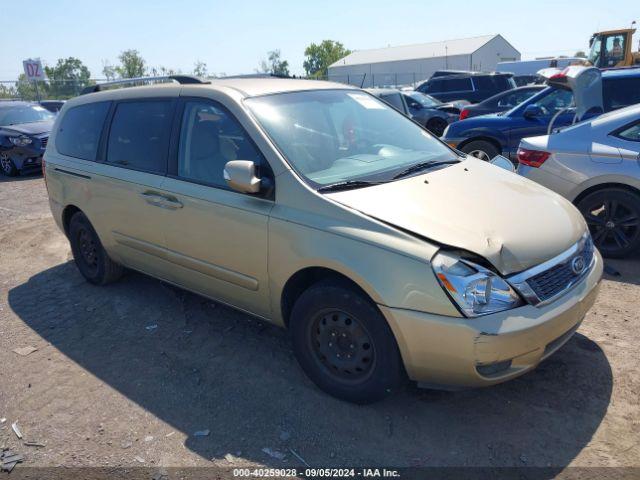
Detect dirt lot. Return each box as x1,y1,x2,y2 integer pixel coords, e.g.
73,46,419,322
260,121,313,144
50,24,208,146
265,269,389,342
0,174,639,476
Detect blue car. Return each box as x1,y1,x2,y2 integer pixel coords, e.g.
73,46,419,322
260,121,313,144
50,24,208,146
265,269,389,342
442,68,640,162
0,101,55,176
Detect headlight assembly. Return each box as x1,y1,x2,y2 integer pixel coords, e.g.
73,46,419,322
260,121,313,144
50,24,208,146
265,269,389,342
432,251,524,317
9,136,33,147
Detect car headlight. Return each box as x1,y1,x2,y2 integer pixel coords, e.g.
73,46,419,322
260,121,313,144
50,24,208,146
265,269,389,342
432,251,524,317
9,136,33,147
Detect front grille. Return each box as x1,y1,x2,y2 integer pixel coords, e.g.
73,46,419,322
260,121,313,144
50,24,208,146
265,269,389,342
40,137,48,149
526,238,594,302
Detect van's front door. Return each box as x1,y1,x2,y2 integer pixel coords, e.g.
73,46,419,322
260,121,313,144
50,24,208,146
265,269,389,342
159,98,273,318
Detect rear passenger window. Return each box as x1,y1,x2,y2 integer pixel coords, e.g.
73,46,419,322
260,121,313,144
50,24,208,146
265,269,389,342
603,78,640,111
442,78,472,92
616,122,640,142
177,100,263,188
106,101,173,173
56,102,110,161
380,94,405,113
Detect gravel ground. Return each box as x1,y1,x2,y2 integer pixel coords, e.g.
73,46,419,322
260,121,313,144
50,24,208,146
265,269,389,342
0,174,638,476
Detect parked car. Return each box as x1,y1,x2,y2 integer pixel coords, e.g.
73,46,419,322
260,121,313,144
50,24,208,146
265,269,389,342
0,101,55,176
365,88,410,116
402,91,462,136
517,103,640,257
39,100,66,113
459,85,545,120
415,72,517,103
45,76,601,403
442,68,640,162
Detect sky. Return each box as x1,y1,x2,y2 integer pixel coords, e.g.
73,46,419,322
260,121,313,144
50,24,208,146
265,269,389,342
0,0,637,80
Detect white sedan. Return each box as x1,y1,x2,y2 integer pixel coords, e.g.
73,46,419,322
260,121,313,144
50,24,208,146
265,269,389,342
517,104,640,258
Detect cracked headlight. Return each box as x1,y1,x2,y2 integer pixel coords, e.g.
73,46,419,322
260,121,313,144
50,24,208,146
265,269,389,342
432,251,524,317
9,136,33,147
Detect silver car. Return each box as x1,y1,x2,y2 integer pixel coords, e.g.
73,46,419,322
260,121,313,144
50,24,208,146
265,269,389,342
518,104,640,257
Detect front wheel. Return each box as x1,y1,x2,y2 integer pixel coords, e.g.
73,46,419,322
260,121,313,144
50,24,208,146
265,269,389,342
0,152,18,176
290,281,405,404
460,140,500,162
577,188,640,258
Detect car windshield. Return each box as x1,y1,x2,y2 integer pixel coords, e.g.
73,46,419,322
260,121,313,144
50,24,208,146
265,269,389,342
408,92,441,107
0,105,55,126
245,89,457,187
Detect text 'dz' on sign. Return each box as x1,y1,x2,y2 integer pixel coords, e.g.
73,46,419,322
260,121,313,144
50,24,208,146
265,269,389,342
23,59,45,81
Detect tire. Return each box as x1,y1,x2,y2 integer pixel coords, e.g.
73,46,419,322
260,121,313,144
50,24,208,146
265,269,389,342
69,212,123,285
290,280,405,404
426,118,448,137
460,140,500,162
0,152,18,177
577,188,640,258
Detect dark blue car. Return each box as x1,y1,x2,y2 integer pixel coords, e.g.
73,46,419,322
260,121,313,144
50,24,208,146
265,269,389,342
0,101,55,176
442,68,640,162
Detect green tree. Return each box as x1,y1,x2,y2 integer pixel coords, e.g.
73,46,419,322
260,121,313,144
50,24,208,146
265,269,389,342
258,50,290,76
303,40,351,78
193,60,208,78
116,49,146,78
15,73,41,101
44,57,92,98
574,50,587,58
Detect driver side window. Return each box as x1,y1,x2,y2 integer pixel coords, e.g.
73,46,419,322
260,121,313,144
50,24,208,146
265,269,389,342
529,89,574,116
177,100,263,188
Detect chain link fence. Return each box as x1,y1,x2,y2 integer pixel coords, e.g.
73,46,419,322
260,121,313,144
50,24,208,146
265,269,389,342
0,79,107,101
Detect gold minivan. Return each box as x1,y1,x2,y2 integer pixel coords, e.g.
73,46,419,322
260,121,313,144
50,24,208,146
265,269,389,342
44,76,602,403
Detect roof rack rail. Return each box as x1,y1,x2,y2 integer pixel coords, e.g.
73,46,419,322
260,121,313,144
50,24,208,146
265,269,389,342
80,75,210,95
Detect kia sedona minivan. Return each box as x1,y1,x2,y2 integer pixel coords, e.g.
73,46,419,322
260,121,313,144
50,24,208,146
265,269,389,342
44,76,602,403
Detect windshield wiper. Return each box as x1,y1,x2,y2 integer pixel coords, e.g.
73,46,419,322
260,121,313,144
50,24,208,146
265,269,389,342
317,180,384,193
391,160,458,180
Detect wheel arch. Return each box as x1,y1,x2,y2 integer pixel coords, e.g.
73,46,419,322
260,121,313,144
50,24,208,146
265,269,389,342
457,135,503,153
61,204,83,237
280,266,378,328
573,182,640,206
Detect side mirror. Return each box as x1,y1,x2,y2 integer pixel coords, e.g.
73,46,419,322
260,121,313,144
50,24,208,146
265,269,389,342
523,105,543,119
223,160,261,193
490,155,516,173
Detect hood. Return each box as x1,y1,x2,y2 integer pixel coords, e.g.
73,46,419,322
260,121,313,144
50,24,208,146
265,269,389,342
326,158,586,275
1,120,53,136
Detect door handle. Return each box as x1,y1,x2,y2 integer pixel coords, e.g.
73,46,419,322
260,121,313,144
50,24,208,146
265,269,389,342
140,192,183,210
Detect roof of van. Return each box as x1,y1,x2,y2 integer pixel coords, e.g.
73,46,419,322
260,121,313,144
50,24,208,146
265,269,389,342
78,77,356,101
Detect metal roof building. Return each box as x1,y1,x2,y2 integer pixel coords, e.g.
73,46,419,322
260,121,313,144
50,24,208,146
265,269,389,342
328,34,520,87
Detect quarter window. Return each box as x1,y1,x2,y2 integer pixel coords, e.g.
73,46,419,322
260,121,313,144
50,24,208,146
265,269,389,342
106,101,173,173
616,122,640,142
177,100,263,188
56,102,110,161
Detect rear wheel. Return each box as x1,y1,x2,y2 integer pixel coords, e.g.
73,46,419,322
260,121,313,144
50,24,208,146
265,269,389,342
460,140,500,162
426,118,448,137
577,188,640,258
69,212,123,285
0,152,18,176
290,281,405,404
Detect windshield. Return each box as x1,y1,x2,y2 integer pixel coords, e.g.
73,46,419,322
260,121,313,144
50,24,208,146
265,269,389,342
408,92,441,107
245,90,457,187
0,105,55,126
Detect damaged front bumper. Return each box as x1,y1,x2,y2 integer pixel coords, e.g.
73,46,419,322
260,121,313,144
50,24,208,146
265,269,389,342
380,250,603,388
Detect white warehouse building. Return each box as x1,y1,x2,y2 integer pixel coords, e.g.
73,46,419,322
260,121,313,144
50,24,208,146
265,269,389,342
327,34,520,88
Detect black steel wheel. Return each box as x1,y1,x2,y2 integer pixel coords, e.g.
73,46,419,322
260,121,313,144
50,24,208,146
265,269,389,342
69,211,124,285
290,280,405,404
578,188,640,258
309,309,376,383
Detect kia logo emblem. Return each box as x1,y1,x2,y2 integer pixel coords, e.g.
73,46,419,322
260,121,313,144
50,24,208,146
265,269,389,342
571,256,586,275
